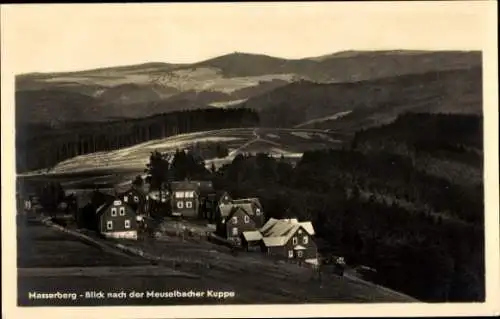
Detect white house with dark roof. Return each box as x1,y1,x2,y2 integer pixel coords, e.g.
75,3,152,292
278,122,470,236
242,218,318,264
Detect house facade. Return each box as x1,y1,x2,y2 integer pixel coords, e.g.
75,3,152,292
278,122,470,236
96,199,138,240
169,181,200,218
193,180,216,220
118,186,150,216
257,218,317,264
230,198,265,227
219,205,260,245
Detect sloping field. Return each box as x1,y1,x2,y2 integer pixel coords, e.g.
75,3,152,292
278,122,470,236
21,128,348,180
17,219,417,306
17,220,147,268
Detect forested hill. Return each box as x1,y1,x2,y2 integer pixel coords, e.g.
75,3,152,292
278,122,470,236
211,112,484,302
16,108,259,173
351,113,483,187
244,67,481,129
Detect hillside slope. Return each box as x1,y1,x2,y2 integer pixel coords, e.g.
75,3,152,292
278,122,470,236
245,67,482,129
194,51,481,81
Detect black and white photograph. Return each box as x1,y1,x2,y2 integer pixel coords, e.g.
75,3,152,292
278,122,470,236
1,2,499,318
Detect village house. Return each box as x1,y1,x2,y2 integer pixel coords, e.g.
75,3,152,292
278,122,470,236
147,189,170,218
169,180,200,218
76,189,116,230
96,198,138,240
242,218,318,264
230,198,265,227
194,180,216,220
117,186,150,216
216,202,260,245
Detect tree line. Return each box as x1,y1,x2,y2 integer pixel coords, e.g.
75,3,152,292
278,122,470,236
16,108,259,172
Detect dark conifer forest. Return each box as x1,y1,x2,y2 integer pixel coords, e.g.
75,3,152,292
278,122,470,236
199,113,482,302
138,112,483,302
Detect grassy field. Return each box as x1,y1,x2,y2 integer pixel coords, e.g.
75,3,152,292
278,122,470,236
17,220,147,268
18,127,350,189
17,218,417,306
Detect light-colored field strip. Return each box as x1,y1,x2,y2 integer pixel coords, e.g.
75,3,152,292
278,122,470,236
18,266,199,278
19,127,341,178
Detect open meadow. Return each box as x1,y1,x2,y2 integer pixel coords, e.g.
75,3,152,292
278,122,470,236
17,217,416,306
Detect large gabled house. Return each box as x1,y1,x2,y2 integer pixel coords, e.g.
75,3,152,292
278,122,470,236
96,198,138,240
216,202,260,244
242,218,318,264
169,180,200,218
230,198,265,227
117,186,150,216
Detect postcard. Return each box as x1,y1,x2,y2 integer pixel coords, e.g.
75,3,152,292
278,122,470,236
1,2,499,318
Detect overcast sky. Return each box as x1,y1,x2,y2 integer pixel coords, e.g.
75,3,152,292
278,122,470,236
1,2,493,74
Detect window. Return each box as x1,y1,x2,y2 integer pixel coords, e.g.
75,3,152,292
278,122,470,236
134,196,139,203
297,251,303,258
232,227,238,236
177,201,184,209
124,196,128,202
292,237,298,245
232,216,238,224
124,220,130,229
244,215,250,223
185,201,193,208
119,207,125,216
175,192,184,199
303,236,309,244
184,191,191,198
255,208,261,215
288,250,293,258
107,221,113,230
298,229,303,234
111,208,117,216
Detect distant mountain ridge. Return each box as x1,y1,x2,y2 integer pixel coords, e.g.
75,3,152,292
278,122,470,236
16,50,482,125
241,67,482,129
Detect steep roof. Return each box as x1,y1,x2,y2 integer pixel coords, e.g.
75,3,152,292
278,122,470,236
260,218,315,247
89,190,116,207
219,202,256,218
218,203,236,218
117,186,148,199
170,180,199,191
95,198,134,216
225,204,257,222
242,230,263,242
232,198,263,210
96,203,109,215
218,191,232,203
